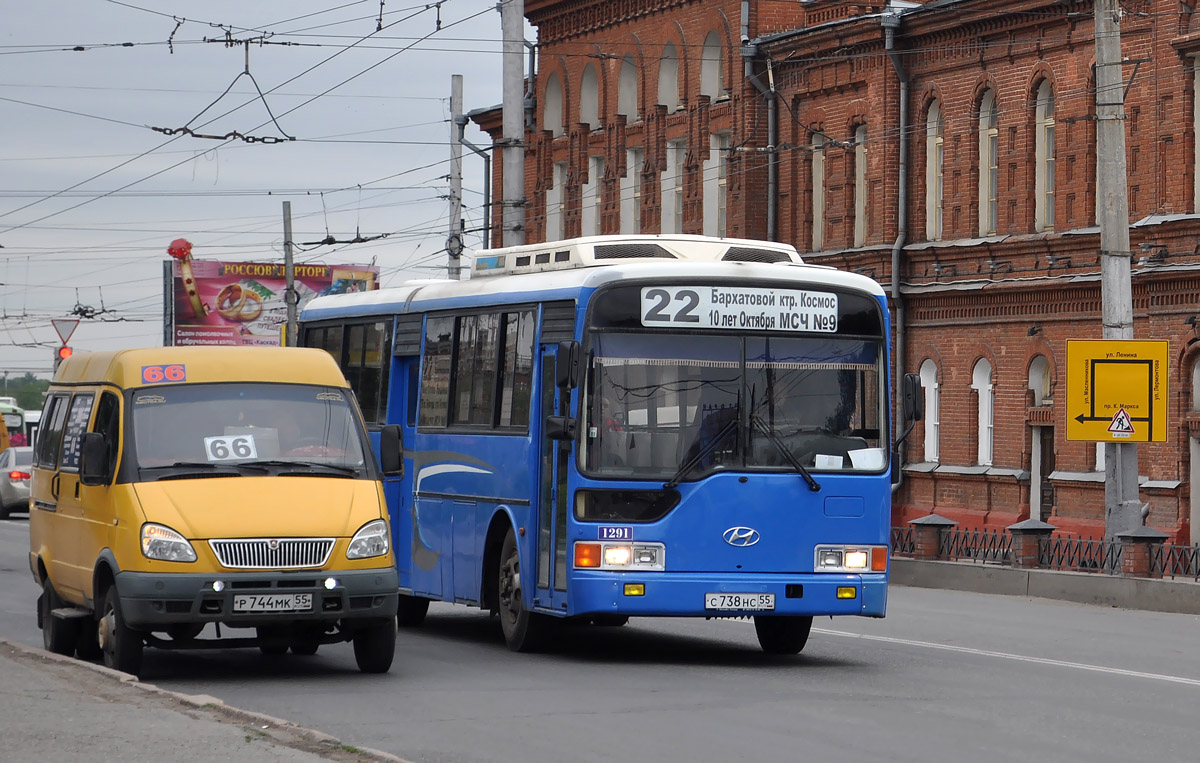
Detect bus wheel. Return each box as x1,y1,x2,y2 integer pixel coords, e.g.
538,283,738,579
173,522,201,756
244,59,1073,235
497,528,553,652
99,587,144,675
352,619,396,673
41,577,80,656
396,594,430,627
753,615,813,655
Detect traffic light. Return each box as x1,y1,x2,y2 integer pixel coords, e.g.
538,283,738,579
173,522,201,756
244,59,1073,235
53,345,72,371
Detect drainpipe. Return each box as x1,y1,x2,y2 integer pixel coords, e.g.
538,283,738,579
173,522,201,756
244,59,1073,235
741,0,778,241
883,10,909,492
524,41,538,131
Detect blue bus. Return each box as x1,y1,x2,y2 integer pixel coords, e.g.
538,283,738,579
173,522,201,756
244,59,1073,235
299,235,920,653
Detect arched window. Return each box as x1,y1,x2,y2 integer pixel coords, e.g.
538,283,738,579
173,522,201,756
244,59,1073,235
657,43,680,112
1028,355,1052,406
925,100,944,241
812,132,827,250
700,32,724,100
580,64,599,129
972,358,994,466
854,125,868,247
919,358,940,462
978,89,999,235
1035,81,1056,232
543,74,564,138
618,56,639,121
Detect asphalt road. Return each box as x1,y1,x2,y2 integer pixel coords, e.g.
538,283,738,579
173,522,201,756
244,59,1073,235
4,513,1200,763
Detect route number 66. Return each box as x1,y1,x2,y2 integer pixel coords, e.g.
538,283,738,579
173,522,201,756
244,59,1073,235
141,364,187,384
203,435,258,462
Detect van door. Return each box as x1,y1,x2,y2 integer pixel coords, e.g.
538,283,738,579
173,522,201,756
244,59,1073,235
54,391,98,599
30,393,75,596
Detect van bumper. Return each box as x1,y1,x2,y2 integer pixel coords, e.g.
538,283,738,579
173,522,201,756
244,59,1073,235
113,567,399,629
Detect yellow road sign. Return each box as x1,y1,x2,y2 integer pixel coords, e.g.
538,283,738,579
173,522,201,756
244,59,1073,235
1066,339,1167,442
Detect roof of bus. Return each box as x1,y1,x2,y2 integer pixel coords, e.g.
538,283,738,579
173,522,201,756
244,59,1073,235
301,260,886,321
51,346,349,389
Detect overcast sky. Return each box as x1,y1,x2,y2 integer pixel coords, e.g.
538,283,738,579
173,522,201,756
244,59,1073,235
0,0,512,376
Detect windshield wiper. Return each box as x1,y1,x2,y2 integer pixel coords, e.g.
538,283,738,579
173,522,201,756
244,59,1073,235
664,400,740,490
239,460,360,476
750,414,821,492
139,461,270,478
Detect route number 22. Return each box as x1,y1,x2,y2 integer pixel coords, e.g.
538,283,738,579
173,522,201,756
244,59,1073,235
642,288,700,324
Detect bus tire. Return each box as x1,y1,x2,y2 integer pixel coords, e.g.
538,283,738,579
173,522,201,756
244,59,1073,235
99,586,143,675
41,577,79,656
352,619,396,673
497,527,553,652
396,594,430,627
753,615,813,655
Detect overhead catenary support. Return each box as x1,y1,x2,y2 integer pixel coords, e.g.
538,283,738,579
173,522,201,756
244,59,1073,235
448,75,465,280
500,0,526,247
283,200,296,346
1094,0,1141,538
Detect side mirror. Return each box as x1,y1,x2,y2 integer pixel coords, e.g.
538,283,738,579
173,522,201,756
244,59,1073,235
556,340,581,389
545,415,577,441
379,425,404,476
79,432,110,486
902,373,924,423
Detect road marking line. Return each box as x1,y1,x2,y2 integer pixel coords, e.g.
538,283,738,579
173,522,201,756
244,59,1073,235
816,628,1200,687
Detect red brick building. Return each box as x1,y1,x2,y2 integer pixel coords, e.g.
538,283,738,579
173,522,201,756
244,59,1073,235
472,0,1200,543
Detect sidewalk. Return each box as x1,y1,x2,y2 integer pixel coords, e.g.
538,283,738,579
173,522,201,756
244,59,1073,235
0,640,406,763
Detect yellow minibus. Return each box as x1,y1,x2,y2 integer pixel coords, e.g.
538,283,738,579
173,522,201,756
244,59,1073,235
29,346,402,676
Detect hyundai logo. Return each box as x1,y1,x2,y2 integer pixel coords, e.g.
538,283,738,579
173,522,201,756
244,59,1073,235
722,527,761,547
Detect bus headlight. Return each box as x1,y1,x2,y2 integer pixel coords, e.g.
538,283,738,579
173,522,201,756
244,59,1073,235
141,523,197,563
814,545,888,572
347,519,390,559
575,542,665,571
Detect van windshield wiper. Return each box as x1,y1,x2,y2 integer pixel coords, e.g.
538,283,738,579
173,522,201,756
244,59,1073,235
664,400,740,490
139,461,271,479
749,414,820,492
239,460,360,477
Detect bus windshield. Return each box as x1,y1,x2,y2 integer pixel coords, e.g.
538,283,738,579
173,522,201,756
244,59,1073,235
584,332,886,479
131,382,369,476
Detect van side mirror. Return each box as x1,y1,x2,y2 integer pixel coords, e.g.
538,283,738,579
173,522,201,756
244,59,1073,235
79,432,110,486
556,340,580,389
902,373,923,423
379,425,404,476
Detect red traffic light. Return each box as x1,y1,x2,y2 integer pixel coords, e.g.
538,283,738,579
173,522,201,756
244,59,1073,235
57,345,73,360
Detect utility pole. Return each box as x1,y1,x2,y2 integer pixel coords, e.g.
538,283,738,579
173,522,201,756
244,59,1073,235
1095,0,1140,538
283,201,297,347
448,75,465,280
500,0,526,247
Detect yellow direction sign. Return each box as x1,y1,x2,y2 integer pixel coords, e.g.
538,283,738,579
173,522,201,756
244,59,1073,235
1066,339,1167,442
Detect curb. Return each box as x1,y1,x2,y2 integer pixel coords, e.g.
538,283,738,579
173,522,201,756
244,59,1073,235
0,637,411,763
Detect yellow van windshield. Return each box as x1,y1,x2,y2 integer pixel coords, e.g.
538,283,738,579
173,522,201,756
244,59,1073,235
131,383,369,476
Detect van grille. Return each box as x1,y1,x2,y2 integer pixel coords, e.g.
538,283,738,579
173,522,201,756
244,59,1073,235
209,538,334,570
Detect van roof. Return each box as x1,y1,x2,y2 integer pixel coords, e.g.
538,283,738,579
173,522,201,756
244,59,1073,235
52,346,349,388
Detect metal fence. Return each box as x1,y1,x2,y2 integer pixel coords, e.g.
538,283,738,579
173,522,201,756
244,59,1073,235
890,526,915,555
1150,543,1200,581
939,527,1012,565
1037,535,1122,574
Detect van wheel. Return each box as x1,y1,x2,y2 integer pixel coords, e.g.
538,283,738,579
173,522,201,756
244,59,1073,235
753,615,813,655
396,594,430,627
290,642,319,656
497,528,554,652
76,617,103,661
352,619,396,673
41,577,79,656
99,587,143,675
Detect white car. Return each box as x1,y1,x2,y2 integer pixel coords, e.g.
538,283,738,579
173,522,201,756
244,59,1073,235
0,446,32,518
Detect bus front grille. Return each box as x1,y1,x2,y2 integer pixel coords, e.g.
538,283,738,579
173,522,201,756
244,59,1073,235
209,538,335,570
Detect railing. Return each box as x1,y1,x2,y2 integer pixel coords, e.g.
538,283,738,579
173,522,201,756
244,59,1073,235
890,526,915,555
1150,543,1200,581
1038,535,1121,574
940,527,1011,565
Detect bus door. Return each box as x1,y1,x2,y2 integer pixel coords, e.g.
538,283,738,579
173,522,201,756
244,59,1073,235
388,313,427,594
533,343,571,612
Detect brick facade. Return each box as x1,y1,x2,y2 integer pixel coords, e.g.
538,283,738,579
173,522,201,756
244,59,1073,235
472,0,1200,544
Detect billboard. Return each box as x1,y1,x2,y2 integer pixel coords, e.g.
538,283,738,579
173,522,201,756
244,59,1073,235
168,259,379,346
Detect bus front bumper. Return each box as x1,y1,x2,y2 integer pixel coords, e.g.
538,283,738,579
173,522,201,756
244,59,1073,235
563,571,887,618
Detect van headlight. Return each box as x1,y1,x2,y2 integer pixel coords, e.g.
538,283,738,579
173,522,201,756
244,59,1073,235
141,523,197,563
347,519,390,559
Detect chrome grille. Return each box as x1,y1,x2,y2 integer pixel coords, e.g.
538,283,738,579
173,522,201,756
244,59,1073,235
209,538,334,570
